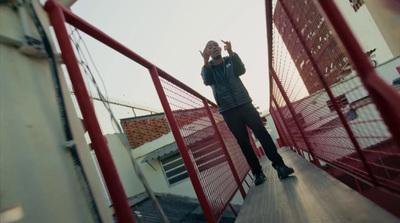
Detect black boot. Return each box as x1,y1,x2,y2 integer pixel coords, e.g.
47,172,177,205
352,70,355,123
254,172,266,186
275,164,294,179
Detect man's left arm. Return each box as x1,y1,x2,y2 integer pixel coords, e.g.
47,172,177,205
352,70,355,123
230,53,246,76
221,40,246,76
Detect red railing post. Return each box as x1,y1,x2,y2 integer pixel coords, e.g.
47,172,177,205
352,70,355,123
270,69,322,168
265,0,273,74
248,129,262,158
44,1,136,222
265,0,303,159
44,0,249,220
354,178,362,193
269,109,288,147
270,107,301,156
148,67,216,223
271,96,305,158
278,0,378,185
202,100,246,199
229,204,238,216
313,0,400,148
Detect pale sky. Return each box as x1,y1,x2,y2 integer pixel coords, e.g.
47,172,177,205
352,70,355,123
69,0,272,113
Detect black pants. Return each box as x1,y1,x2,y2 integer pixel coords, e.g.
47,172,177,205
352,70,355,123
221,103,284,175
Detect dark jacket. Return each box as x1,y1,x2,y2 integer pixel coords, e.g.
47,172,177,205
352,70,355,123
201,53,252,113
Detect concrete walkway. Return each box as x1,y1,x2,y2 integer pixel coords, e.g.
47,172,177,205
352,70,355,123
235,147,400,223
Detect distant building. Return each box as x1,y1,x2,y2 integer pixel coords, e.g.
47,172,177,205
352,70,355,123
97,109,249,208
273,0,398,95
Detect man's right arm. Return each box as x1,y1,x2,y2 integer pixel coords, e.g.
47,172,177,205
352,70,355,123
200,46,214,86
201,65,215,86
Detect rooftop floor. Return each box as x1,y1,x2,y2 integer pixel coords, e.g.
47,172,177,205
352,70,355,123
235,147,400,223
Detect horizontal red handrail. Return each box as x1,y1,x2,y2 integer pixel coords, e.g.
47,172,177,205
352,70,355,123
44,0,216,107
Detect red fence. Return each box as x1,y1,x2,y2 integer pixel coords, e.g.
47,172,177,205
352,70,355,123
44,1,252,222
267,0,400,213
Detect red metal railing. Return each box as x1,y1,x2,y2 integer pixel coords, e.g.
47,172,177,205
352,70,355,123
44,1,252,222
266,0,400,215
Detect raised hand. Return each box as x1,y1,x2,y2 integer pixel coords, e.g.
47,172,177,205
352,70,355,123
221,40,233,56
199,45,210,66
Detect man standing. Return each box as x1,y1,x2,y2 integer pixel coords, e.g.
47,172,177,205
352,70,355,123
200,40,294,186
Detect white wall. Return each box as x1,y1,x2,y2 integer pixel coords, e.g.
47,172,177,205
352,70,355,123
374,56,400,84
364,0,400,56
333,0,394,64
105,134,146,198
105,132,197,198
131,132,175,158
0,1,105,222
105,132,248,205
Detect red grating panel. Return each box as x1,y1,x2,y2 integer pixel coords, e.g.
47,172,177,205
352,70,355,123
159,75,249,221
269,0,400,194
45,1,251,222
210,106,250,180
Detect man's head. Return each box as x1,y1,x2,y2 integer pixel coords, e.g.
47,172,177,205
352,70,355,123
206,40,222,60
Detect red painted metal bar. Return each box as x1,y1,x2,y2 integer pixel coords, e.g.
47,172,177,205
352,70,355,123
45,0,216,108
270,69,322,168
267,0,292,152
156,68,217,107
307,154,313,163
266,0,302,158
271,96,304,158
43,2,136,223
244,178,250,188
229,204,238,217
44,1,243,221
265,0,274,98
270,108,288,147
148,67,216,223
325,160,400,201
248,129,262,158
247,173,254,180
278,0,378,185
203,99,246,198
314,0,400,148
270,107,302,156
354,178,362,193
